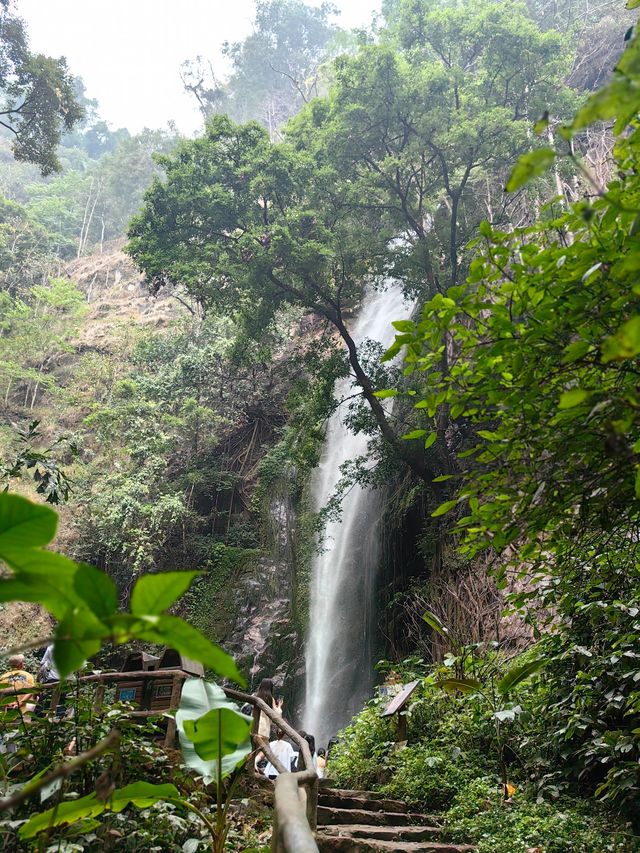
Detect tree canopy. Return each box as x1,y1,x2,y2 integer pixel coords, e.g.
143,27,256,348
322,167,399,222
0,0,83,174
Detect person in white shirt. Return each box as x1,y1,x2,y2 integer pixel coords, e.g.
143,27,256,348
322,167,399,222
39,645,60,682
260,729,295,780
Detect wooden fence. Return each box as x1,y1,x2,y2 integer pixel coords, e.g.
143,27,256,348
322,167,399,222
1,673,319,852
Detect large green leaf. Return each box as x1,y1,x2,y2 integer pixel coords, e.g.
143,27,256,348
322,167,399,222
0,552,81,618
431,500,457,518
53,608,106,679
497,659,546,695
19,782,181,838
135,614,245,685
558,389,588,410
402,429,427,440
602,316,640,362
0,493,57,554
74,563,118,620
505,147,555,192
130,570,200,616
437,677,483,695
20,793,105,838
184,706,252,762
176,679,252,783
422,611,449,639
109,781,181,810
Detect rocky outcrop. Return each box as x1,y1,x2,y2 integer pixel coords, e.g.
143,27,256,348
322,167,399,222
222,489,305,708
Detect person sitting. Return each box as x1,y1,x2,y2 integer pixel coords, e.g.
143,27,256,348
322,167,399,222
262,729,295,781
0,654,35,714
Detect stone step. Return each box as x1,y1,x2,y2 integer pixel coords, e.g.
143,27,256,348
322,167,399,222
319,793,409,813
319,788,391,800
320,824,442,842
316,836,474,853
318,806,438,827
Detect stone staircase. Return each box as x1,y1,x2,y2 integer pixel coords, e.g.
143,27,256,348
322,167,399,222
315,788,474,852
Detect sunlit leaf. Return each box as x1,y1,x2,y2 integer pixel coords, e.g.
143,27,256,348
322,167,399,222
558,389,589,409
506,148,555,192
130,571,200,616
20,782,181,839
431,500,458,518
135,615,245,685
0,493,57,554
497,659,546,695
437,677,482,695
402,429,427,440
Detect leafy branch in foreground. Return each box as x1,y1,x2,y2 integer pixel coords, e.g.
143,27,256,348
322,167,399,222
0,491,252,847
0,419,77,504
0,492,243,684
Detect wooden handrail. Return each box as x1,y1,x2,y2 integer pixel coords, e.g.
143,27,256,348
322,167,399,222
223,687,319,853
0,668,190,697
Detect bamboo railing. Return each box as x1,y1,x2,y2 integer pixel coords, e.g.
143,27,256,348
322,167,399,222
224,687,319,853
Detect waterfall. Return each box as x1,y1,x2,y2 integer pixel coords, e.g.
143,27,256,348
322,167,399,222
303,282,413,747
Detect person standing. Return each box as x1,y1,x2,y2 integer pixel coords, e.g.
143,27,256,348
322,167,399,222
263,729,295,781
253,678,283,741
38,644,60,684
317,748,327,778
303,733,317,771
36,644,65,717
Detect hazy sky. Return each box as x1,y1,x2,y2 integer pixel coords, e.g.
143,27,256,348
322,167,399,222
17,0,381,135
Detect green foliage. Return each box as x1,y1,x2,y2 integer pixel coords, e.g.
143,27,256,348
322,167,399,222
505,147,556,191
0,194,56,290
0,419,76,503
331,667,638,846
19,781,182,839
383,744,476,811
387,24,640,817
0,492,256,849
399,31,640,570
328,700,396,790
0,276,86,412
176,679,253,852
129,0,575,487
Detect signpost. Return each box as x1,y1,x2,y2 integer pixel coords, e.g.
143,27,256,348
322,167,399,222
380,679,420,742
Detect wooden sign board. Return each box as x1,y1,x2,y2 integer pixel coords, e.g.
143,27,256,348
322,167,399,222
380,679,420,717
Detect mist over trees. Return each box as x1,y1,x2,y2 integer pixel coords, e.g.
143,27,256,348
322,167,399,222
181,0,342,134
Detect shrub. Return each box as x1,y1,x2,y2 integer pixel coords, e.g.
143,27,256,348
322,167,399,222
328,701,396,790
443,780,639,853
382,744,478,811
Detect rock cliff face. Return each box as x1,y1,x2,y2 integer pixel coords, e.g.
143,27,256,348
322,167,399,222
222,487,305,717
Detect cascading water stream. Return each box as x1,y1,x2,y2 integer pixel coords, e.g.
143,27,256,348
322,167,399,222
303,282,414,747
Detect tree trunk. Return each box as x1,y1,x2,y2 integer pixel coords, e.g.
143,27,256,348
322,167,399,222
331,312,433,483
